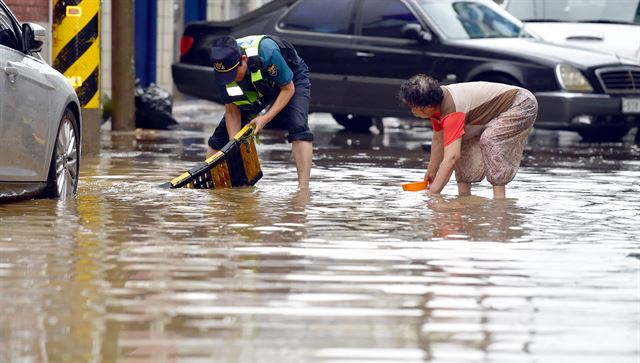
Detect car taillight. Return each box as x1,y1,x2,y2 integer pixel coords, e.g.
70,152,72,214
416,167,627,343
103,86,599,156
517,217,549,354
180,36,194,57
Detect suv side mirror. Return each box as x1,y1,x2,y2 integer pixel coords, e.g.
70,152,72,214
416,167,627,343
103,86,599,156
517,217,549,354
401,23,432,42
22,22,45,53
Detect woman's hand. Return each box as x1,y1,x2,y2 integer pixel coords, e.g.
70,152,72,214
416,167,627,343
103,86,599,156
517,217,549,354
424,170,436,187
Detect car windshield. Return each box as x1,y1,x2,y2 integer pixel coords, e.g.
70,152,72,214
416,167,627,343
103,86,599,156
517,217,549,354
506,0,640,25
417,0,524,39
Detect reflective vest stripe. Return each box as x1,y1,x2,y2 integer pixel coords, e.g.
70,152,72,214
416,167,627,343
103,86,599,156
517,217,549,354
251,69,262,84
226,85,243,96
245,47,259,57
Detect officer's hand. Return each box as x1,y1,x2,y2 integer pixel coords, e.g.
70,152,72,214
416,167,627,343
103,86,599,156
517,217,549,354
249,115,270,134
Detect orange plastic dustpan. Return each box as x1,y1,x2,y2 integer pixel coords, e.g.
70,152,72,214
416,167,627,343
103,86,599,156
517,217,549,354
402,180,428,192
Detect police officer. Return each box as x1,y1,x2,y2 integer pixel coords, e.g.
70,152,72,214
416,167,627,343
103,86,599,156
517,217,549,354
208,35,313,189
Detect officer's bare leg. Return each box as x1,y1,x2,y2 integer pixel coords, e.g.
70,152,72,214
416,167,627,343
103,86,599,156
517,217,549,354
292,140,312,189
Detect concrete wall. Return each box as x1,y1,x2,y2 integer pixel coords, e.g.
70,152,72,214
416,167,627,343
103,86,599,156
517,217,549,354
4,0,48,21
101,0,112,99
155,0,178,95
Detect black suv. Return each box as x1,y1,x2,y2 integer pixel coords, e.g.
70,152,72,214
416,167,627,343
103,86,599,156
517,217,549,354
173,0,640,141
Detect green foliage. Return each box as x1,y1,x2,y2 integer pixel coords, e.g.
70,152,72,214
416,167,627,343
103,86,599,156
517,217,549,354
101,94,112,122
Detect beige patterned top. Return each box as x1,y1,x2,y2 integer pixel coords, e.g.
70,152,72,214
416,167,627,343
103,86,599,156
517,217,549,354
441,82,521,139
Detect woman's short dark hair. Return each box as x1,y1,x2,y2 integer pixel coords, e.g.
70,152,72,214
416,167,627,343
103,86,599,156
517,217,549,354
398,74,443,108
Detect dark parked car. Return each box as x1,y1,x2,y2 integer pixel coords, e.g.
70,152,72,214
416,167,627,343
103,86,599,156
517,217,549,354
172,0,640,141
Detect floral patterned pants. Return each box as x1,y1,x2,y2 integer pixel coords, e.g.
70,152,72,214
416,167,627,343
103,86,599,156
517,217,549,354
455,89,538,186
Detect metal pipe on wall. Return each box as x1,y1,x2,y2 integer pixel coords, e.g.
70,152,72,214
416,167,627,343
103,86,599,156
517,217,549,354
111,0,135,130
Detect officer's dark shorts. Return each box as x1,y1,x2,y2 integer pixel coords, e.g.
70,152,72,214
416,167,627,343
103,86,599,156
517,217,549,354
208,81,313,151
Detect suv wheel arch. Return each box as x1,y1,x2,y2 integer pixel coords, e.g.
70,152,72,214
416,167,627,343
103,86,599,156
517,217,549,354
474,73,521,86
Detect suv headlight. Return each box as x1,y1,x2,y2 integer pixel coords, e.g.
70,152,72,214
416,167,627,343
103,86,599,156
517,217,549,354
556,64,593,92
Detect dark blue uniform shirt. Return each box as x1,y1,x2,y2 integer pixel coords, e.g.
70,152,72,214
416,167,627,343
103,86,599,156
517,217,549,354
218,37,307,105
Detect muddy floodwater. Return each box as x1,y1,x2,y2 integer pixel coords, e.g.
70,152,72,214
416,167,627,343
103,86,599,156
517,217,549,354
1,103,639,363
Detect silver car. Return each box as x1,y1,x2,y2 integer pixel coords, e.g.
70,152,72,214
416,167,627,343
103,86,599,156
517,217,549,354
0,1,81,201
504,0,640,63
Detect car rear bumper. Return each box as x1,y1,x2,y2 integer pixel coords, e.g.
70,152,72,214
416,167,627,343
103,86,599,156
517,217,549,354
534,92,640,129
172,62,222,103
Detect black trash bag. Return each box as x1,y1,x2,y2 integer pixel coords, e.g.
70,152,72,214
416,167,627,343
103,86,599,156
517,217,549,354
135,80,181,130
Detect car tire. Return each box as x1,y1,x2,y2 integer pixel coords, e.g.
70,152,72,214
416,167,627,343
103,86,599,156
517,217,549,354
332,114,373,133
577,127,631,142
43,109,80,199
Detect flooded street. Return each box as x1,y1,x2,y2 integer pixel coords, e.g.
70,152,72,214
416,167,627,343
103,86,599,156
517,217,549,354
1,101,639,363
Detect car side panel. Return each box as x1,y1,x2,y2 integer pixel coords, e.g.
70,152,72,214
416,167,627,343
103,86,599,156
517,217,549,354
271,32,353,113
267,4,354,113
342,0,432,117
0,46,52,182
346,35,445,118
172,63,220,102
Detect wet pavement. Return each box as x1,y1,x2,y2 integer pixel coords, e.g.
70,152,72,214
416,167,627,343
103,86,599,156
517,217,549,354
1,100,639,362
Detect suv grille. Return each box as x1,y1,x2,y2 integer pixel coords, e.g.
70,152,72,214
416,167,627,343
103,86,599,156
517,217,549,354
596,67,640,94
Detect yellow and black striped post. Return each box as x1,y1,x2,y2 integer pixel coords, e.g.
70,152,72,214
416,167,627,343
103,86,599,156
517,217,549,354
52,0,100,109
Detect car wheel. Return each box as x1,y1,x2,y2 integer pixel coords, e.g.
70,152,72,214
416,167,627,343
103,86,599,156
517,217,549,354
43,109,80,199
577,127,631,142
332,114,373,133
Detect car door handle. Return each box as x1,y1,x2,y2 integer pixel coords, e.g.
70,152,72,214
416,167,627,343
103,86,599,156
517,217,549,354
355,51,375,58
3,66,19,83
566,35,603,41
4,61,54,89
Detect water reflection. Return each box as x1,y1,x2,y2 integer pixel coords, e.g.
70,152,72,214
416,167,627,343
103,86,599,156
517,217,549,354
1,115,639,362
426,195,527,241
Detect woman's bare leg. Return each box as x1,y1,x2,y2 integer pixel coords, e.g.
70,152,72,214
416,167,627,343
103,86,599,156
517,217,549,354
458,182,471,196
